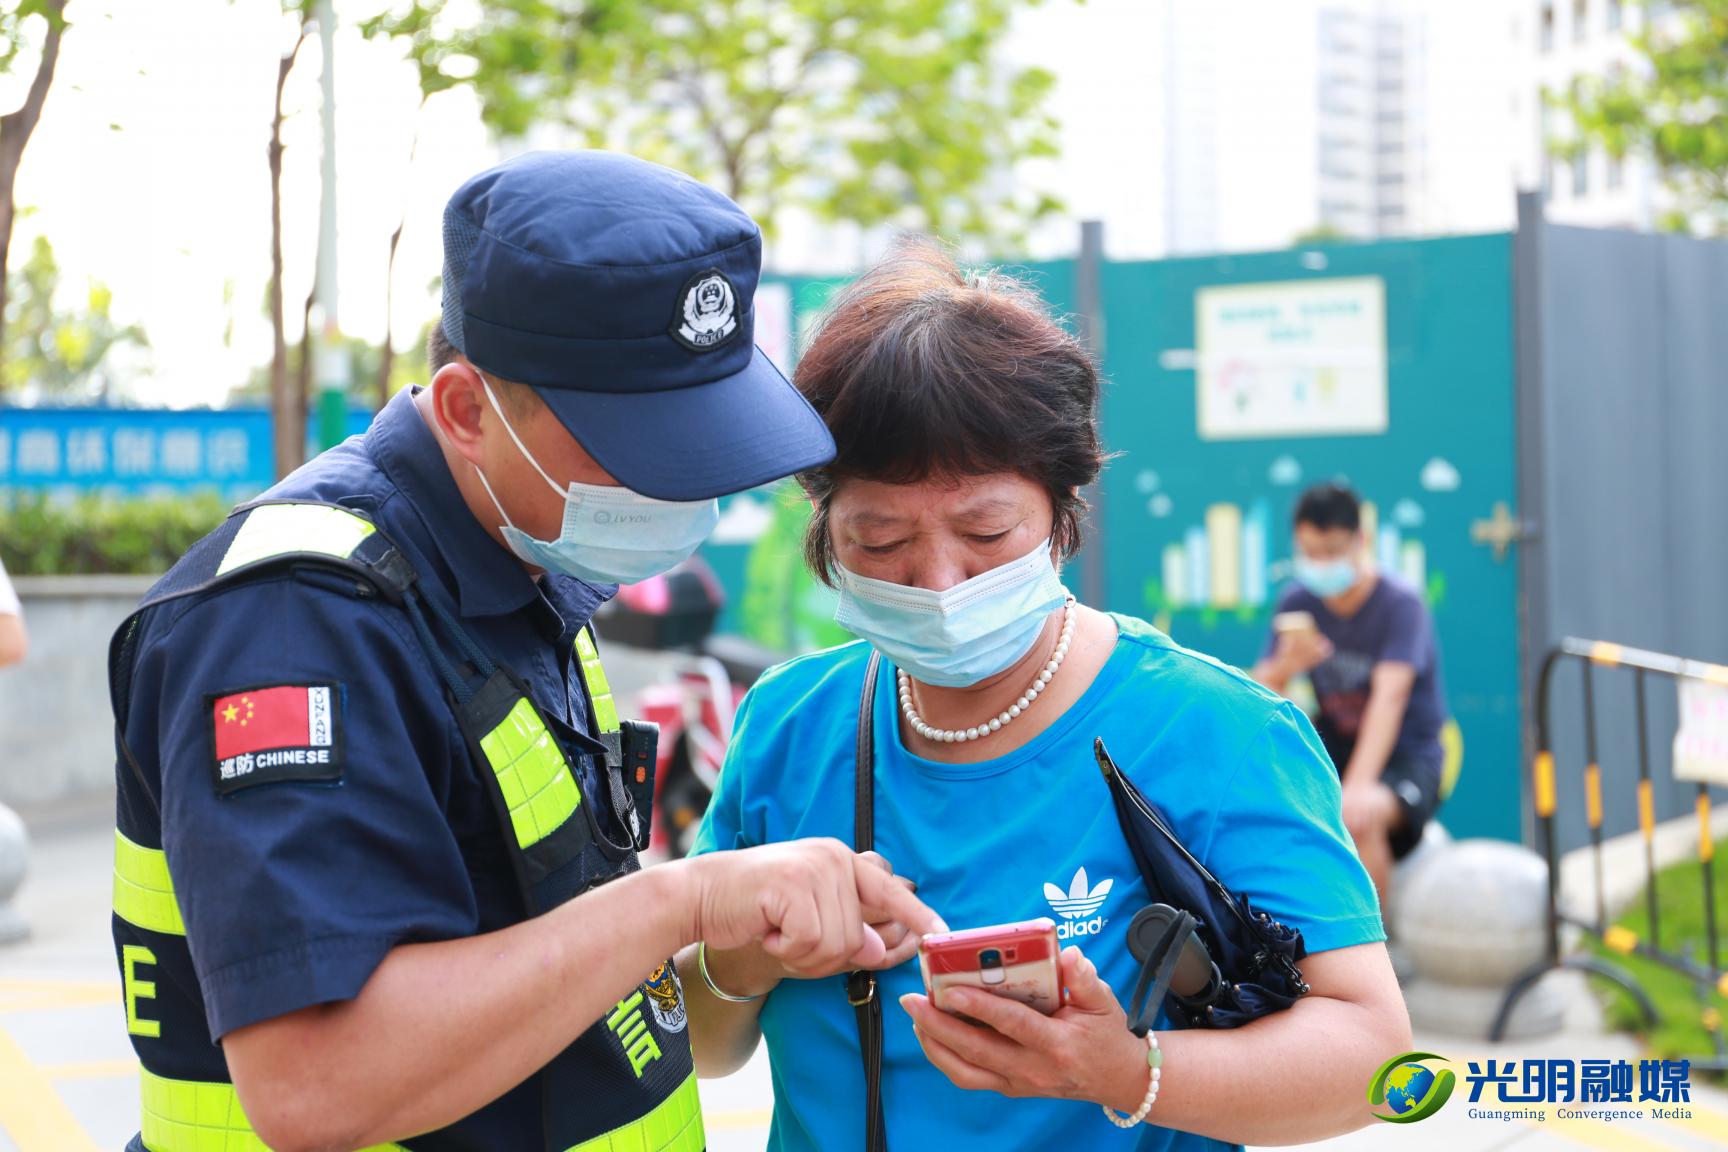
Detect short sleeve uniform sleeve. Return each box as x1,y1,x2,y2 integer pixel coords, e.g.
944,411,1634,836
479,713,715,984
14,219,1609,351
136,579,480,1039
0,556,19,616
1201,702,1386,954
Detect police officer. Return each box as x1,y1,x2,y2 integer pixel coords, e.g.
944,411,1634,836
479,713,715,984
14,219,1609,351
108,151,942,1152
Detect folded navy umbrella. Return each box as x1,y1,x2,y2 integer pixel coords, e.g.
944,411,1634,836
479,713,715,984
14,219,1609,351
1094,737,1311,1033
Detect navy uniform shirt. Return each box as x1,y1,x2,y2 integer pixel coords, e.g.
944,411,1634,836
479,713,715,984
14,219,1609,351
1261,575,1447,776
116,386,620,1148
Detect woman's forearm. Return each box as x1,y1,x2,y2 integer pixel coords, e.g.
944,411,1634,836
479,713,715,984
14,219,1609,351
678,941,780,1077
1145,989,1412,1144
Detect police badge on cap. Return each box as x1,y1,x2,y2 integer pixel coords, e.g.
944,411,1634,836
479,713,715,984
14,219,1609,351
671,269,739,352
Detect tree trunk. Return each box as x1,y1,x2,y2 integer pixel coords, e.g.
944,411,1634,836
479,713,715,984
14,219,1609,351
0,1,68,387
376,94,429,410
296,284,314,429
374,232,397,408
269,23,310,479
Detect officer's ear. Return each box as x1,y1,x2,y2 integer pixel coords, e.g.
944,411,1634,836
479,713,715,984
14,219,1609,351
428,362,490,467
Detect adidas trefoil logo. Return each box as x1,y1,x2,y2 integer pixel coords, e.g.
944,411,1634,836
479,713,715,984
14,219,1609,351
1043,866,1113,940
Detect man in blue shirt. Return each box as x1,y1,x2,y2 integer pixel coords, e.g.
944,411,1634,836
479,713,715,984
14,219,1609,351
107,151,939,1152
1252,482,1449,904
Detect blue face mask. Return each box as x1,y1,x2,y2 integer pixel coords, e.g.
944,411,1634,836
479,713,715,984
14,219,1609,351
474,379,719,584
1293,554,1358,599
834,538,1068,688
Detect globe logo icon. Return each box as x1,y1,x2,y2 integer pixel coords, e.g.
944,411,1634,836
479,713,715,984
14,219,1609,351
1369,1052,1456,1123
1382,1063,1437,1116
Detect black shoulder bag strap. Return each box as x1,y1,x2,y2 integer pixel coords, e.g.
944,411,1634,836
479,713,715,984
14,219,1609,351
846,650,888,1152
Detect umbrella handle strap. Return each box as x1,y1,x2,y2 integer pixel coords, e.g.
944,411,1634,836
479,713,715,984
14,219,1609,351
1126,907,1198,1037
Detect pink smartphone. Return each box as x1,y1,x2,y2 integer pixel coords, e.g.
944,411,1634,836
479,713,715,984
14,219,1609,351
918,917,1064,1016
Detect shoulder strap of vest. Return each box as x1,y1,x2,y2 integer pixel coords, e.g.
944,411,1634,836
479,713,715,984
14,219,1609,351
108,500,629,850
115,499,414,699
111,500,415,694
108,502,420,782
145,499,417,612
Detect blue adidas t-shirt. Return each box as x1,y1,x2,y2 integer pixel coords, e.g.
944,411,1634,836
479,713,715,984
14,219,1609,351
692,614,1385,1151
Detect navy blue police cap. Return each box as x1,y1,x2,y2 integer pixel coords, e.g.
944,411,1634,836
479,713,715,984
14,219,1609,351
441,150,835,501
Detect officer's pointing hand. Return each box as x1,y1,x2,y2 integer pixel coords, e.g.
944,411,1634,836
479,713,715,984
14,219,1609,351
692,838,946,979
857,851,926,970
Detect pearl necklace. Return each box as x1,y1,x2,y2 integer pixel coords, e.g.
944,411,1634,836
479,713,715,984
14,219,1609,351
899,596,1078,744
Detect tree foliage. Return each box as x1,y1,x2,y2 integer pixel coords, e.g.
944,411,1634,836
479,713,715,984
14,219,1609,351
1291,223,1355,246
0,0,61,73
0,0,68,376
2,233,148,401
1557,0,1728,233
362,0,1061,244
229,317,427,408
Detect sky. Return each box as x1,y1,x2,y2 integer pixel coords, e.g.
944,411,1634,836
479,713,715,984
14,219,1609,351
21,0,494,409
17,0,1530,410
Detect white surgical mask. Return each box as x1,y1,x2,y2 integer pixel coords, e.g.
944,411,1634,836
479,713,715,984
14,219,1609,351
474,378,719,584
834,538,1068,688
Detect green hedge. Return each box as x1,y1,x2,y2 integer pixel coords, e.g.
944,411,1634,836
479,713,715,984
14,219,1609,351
0,493,231,576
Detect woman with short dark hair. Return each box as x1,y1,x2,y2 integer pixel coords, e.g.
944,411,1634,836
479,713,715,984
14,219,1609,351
677,240,1410,1150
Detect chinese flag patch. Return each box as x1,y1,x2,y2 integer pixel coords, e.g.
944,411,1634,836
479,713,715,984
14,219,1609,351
208,683,343,795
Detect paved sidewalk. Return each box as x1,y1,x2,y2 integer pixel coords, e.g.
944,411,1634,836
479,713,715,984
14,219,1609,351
3,818,1726,1151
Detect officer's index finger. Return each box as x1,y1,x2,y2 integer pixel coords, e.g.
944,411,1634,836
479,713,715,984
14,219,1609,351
855,858,945,935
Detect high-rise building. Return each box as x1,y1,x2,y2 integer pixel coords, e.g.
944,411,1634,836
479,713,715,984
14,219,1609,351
1518,0,1664,229
1132,0,1466,255
1314,2,1428,239
1161,0,1221,254
775,0,1527,269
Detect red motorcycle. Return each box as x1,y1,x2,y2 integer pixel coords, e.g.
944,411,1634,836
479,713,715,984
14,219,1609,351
596,560,780,859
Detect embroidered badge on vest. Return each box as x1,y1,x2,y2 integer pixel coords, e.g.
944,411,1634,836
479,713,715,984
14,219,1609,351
207,683,344,796
643,959,689,1034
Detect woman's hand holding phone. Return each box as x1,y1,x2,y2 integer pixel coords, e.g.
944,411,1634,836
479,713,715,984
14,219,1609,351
899,945,1149,1112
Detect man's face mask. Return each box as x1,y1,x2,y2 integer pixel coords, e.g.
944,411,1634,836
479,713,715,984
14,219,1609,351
472,377,719,584
1292,552,1358,599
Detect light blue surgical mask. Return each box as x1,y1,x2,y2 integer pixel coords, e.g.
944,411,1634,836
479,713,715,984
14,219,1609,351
1292,554,1358,599
834,538,1068,688
474,378,719,584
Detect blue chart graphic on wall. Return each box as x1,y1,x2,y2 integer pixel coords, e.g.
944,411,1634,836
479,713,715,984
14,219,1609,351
1143,456,1462,626
1099,235,1521,843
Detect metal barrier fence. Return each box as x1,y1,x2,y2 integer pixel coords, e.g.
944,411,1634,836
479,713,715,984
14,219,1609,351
1492,639,1728,1070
